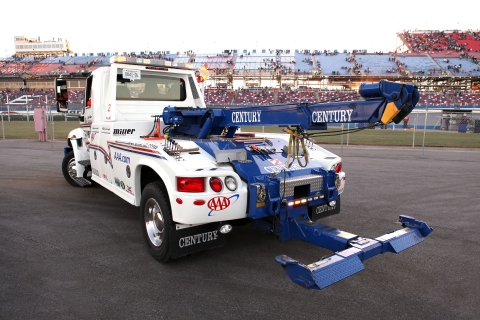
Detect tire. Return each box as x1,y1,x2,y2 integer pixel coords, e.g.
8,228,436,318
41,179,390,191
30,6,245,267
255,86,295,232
62,150,81,187
140,182,173,263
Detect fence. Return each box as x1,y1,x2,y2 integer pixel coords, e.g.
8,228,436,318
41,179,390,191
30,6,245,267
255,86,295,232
236,108,480,150
2,107,479,150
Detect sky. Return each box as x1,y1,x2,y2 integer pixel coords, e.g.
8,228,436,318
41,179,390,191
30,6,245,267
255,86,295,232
1,0,478,57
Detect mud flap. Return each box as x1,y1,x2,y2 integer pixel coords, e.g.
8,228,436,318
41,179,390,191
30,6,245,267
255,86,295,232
169,223,227,259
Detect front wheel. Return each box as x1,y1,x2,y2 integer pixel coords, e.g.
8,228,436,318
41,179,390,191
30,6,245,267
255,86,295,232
140,182,173,263
62,150,81,187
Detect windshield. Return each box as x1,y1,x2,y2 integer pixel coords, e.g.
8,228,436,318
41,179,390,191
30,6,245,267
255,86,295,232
116,69,186,101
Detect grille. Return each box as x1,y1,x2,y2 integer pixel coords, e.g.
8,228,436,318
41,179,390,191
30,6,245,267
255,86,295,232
279,174,323,198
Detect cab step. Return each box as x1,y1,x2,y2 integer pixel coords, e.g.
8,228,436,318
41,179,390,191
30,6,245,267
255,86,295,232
78,160,91,166
74,177,92,187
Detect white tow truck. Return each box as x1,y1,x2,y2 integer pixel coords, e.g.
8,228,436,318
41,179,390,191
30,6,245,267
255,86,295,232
56,56,432,290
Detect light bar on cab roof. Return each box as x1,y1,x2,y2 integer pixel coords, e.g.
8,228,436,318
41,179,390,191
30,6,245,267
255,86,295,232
109,55,194,69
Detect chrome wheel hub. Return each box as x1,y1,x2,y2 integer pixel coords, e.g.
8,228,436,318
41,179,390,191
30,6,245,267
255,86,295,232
67,158,77,180
144,198,164,247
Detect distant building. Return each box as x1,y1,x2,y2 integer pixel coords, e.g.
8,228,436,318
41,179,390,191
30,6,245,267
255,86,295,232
14,36,72,55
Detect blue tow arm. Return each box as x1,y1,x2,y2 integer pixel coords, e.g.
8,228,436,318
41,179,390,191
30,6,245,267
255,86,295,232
275,215,433,290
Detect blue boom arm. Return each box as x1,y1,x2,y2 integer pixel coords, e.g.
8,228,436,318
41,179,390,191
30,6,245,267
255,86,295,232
162,80,419,139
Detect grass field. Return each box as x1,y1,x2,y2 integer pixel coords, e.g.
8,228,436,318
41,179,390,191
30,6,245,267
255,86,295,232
1,119,479,148
0,119,80,140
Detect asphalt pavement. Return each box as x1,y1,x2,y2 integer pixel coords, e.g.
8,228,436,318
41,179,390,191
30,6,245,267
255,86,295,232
1,139,479,319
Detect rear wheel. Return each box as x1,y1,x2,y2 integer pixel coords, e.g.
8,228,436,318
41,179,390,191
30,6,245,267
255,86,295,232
140,182,173,263
62,151,81,187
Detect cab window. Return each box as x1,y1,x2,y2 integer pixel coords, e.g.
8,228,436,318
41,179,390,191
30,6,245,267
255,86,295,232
116,70,186,101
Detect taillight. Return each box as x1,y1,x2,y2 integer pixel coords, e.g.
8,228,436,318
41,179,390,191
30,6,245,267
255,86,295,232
209,177,223,192
224,176,237,191
335,162,343,173
177,177,205,192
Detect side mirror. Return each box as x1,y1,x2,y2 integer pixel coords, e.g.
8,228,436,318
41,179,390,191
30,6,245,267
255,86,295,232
55,78,69,112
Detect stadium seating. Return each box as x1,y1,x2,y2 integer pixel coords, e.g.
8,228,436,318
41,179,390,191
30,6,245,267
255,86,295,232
0,62,29,75
448,91,480,107
175,53,192,64
189,53,233,71
417,91,480,108
3,87,480,111
277,52,297,73
25,62,50,75
66,55,98,65
294,52,314,73
394,55,441,75
400,31,461,54
40,56,72,64
0,88,85,112
234,53,277,72
204,88,234,105
3,42,477,79
417,92,451,107
233,88,274,105
278,90,317,104
317,90,359,103
208,56,232,70
96,55,115,66
352,54,399,75
451,32,480,51
314,53,353,75
434,57,480,76
400,30,480,57
19,56,36,62
37,63,64,75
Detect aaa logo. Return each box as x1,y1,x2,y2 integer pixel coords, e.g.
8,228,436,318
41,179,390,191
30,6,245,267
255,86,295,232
207,194,239,216
208,196,230,211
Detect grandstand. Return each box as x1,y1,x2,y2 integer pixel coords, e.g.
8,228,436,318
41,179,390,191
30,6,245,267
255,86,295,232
398,30,480,57
2,30,480,116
